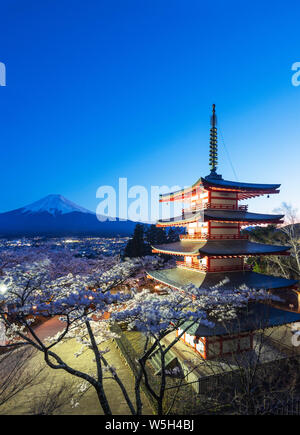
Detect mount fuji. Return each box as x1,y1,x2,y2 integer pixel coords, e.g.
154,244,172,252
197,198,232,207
0,194,138,237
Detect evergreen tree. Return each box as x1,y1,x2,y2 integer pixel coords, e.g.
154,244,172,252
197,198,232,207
123,223,150,258
124,224,181,259
146,224,168,245
167,227,180,242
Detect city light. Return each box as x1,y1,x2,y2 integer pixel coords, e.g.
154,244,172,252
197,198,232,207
0,284,7,295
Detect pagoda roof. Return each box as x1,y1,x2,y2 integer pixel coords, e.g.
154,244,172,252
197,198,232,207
157,210,202,226
201,176,280,192
205,209,283,223
159,176,280,202
181,303,300,337
152,240,290,256
157,209,284,226
147,267,298,293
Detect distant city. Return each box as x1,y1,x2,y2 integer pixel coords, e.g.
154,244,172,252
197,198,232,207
0,236,130,258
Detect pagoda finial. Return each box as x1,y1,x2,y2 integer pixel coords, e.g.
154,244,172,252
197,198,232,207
209,103,218,174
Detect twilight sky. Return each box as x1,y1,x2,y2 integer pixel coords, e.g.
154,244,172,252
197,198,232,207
0,0,300,220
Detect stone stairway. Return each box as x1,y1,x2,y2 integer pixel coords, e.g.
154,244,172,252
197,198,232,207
149,345,178,375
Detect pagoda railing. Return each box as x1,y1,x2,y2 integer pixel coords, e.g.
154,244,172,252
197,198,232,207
176,261,207,272
180,234,249,240
176,261,253,273
206,203,248,211
207,264,253,272
182,204,248,214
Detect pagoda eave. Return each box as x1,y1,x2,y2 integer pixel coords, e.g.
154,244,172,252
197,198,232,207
237,191,280,200
159,178,203,202
159,177,281,202
181,303,300,338
152,249,289,258
156,210,284,227
151,247,199,256
157,219,283,228
207,187,280,200
208,219,284,224
152,240,291,257
147,268,297,292
201,177,280,194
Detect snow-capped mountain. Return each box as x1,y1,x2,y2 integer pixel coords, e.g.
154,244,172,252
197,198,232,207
0,194,138,237
21,194,94,216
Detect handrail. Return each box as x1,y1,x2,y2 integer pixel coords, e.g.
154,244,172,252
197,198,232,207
176,261,252,273
182,203,248,213
205,203,248,211
176,261,207,271
180,234,249,240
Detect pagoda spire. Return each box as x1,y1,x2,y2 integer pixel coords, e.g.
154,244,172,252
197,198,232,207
209,103,218,175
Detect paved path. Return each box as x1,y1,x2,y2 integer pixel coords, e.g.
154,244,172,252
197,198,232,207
33,316,66,340
1,316,153,415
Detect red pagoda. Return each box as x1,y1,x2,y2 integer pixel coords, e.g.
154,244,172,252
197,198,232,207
148,105,299,360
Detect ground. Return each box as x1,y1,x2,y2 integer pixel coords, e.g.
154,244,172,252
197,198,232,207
0,317,153,415
124,325,300,413
1,317,299,415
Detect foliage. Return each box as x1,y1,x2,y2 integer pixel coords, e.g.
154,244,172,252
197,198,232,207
123,224,150,258
124,223,180,258
0,347,45,412
0,246,284,415
243,203,300,281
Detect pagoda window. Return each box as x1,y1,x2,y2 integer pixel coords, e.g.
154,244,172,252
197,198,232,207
199,258,207,266
210,223,239,236
209,191,238,209
185,333,195,347
178,328,184,338
196,339,204,354
239,335,252,351
206,338,221,358
222,336,239,354
211,191,236,199
210,258,243,267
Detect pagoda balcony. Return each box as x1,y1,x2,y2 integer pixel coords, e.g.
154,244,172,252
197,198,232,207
176,261,207,272
176,261,253,273
205,203,248,211
181,203,248,214
180,233,249,241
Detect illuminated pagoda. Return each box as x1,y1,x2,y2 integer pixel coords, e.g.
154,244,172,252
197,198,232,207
148,104,299,360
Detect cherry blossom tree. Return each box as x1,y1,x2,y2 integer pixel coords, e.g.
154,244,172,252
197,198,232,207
0,347,45,412
111,280,277,414
0,247,279,415
0,252,158,415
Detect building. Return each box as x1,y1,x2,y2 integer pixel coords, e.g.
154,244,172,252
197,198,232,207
148,104,299,360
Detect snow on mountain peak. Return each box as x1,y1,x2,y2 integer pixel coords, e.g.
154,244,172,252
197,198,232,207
21,194,94,216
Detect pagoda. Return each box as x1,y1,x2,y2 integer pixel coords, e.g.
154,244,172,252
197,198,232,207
148,104,299,360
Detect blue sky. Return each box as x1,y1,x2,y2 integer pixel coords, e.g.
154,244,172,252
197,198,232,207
0,0,300,218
